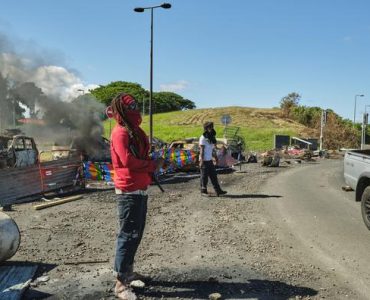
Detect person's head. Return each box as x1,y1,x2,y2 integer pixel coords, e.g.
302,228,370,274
110,93,141,128
202,121,217,143
203,121,214,132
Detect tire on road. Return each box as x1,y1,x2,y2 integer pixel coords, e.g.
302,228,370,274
361,186,370,230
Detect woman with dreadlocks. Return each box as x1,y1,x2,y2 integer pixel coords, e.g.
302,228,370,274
109,93,163,300
199,121,227,197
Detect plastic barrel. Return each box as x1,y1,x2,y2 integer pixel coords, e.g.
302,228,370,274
0,212,21,262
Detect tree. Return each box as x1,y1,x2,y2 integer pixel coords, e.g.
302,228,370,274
90,81,148,108
90,81,196,113
290,103,359,149
153,91,196,113
280,92,301,118
0,74,26,129
291,106,321,127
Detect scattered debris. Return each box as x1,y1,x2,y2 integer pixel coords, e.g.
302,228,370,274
33,195,83,210
32,275,50,286
261,151,280,167
0,212,20,263
63,259,109,265
342,186,354,192
209,292,222,300
129,280,145,289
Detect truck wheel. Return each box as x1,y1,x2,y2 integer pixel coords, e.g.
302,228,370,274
361,186,370,230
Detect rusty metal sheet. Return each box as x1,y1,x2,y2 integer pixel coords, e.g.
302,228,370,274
40,158,82,193
0,165,42,206
0,158,83,207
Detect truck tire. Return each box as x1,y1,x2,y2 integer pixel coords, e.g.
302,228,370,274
361,186,370,230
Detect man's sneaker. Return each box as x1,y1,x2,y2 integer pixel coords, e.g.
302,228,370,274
201,190,210,197
216,190,227,196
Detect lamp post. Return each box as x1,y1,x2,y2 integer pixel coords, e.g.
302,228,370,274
354,94,365,127
362,105,370,149
134,3,171,148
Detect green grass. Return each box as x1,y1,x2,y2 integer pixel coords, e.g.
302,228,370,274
103,107,316,151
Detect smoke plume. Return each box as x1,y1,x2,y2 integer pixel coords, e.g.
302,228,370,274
0,32,106,158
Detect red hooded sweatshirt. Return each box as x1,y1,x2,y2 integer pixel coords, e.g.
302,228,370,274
110,96,157,192
111,125,157,192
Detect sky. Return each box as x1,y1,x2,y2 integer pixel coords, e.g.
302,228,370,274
1,0,370,121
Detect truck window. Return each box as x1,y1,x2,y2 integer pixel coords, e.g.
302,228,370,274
14,138,25,150
25,139,33,150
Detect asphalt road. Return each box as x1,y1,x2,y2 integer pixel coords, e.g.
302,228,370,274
263,159,370,299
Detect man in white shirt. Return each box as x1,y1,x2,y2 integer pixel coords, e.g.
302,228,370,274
199,122,227,197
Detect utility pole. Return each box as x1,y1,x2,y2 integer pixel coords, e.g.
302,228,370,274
320,109,327,151
354,94,365,127
361,112,368,150
12,99,16,128
142,97,145,116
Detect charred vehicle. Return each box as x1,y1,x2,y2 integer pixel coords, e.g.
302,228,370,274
0,133,39,169
52,136,111,162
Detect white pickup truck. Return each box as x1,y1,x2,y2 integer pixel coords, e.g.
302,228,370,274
344,149,370,230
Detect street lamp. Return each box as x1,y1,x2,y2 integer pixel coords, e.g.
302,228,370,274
77,89,85,95
362,105,370,149
134,3,171,147
354,94,365,127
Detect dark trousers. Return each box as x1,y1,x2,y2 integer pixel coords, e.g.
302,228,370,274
200,160,221,193
114,193,148,280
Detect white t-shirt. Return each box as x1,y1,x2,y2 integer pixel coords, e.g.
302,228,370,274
199,135,214,161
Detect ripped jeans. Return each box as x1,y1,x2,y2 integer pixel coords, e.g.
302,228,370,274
114,193,148,280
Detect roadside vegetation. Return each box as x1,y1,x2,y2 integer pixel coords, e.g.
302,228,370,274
103,91,359,151
280,92,359,149
103,107,312,151
0,73,358,152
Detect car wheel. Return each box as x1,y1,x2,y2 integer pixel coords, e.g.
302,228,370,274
361,186,370,230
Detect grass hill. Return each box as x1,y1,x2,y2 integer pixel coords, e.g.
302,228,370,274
103,107,318,151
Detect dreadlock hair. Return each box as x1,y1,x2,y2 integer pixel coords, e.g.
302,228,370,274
111,93,143,149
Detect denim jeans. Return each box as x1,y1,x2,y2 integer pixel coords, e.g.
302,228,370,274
114,193,148,280
200,160,221,193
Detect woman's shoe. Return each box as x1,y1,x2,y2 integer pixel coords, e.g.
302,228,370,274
115,281,137,300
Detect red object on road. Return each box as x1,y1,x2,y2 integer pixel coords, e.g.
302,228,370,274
17,118,45,125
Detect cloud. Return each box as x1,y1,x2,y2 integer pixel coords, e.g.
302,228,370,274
0,53,98,102
0,33,97,102
31,66,98,101
160,80,189,92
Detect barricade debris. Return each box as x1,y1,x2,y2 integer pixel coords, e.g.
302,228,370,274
33,195,84,210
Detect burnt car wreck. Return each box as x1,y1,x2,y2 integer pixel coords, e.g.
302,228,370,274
0,130,39,169
0,130,83,210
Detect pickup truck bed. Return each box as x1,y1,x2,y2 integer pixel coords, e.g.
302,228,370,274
344,149,370,230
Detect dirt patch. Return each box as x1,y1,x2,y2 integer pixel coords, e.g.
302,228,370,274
5,162,345,299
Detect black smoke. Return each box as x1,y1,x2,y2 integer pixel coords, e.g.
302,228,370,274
0,31,106,159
